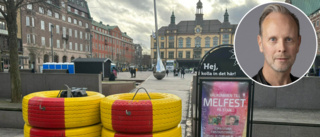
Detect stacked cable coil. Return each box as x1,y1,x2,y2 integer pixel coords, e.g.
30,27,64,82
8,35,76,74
100,92,182,137
22,90,105,137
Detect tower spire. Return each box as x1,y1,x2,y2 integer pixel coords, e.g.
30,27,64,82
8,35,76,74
170,11,175,25
224,9,229,23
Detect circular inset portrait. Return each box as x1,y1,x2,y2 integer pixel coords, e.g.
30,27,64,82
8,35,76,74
234,2,317,87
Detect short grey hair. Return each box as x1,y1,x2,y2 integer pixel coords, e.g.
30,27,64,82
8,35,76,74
259,4,300,36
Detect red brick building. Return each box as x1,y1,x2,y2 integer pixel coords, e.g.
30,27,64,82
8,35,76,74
21,0,92,72
91,20,135,68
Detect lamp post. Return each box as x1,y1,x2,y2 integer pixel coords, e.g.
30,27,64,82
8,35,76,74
51,24,54,62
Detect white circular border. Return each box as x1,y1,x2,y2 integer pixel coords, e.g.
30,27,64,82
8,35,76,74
234,1,318,88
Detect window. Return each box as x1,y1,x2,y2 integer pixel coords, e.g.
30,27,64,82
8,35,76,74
205,37,210,47
31,17,34,27
39,7,44,14
213,37,219,46
178,51,183,58
79,21,82,26
46,0,52,4
154,42,156,48
179,38,183,48
73,19,77,25
63,41,66,49
161,42,164,48
63,27,66,37
222,34,229,44
0,21,5,30
74,9,78,14
168,52,174,59
80,31,82,39
69,42,72,50
47,10,52,16
68,17,71,23
55,13,59,19
85,23,88,28
80,44,83,51
56,25,59,34
32,35,36,44
75,30,77,38
41,37,45,46
69,28,72,36
57,40,60,48
61,2,65,7
85,33,87,39
169,36,174,40
75,43,78,50
160,52,164,58
317,20,319,27
27,34,31,43
67,6,71,12
48,23,52,32
169,42,174,48
81,12,85,17
41,20,45,30
99,44,101,50
154,52,156,58
27,4,32,10
195,37,201,47
161,36,164,40
62,15,65,21
186,51,190,58
26,16,30,26
186,38,191,48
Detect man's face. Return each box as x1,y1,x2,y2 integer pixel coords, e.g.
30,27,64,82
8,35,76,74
229,117,235,125
258,12,301,73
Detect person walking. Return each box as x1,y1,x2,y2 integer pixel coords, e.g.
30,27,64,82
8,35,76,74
166,69,169,76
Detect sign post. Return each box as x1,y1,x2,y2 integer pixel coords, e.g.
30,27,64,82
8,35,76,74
195,44,254,137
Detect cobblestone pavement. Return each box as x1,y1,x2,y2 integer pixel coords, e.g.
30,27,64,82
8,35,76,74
0,71,194,137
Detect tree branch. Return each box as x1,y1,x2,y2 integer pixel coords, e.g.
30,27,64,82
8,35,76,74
15,0,24,8
17,0,45,9
0,8,8,21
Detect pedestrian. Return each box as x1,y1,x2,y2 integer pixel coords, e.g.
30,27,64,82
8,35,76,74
173,69,176,77
130,68,133,78
181,67,185,78
133,68,136,78
166,69,169,76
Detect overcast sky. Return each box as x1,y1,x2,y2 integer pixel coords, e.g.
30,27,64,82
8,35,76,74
87,0,284,55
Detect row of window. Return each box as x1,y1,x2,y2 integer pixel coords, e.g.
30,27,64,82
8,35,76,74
93,32,132,47
31,19,90,40
92,26,133,43
26,34,89,52
159,34,229,41
153,38,230,49
27,4,89,28
154,51,192,59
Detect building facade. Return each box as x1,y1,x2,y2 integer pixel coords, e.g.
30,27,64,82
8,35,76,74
0,1,24,71
150,0,237,68
91,20,135,68
21,0,92,72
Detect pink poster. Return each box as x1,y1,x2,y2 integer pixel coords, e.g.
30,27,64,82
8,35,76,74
201,81,249,137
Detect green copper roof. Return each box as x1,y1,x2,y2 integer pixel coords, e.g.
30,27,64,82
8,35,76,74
92,20,117,30
290,0,320,16
122,32,132,39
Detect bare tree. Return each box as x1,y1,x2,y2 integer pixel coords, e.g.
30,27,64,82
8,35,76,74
0,0,48,103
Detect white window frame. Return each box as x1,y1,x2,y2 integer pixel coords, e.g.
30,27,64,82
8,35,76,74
55,13,59,19
27,34,31,43
41,20,45,30
74,30,77,38
41,37,45,46
69,42,72,50
69,28,72,37
39,7,44,14
47,9,52,16
57,39,60,48
26,16,30,26
56,25,60,34
80,31,82,39
27,4,32,10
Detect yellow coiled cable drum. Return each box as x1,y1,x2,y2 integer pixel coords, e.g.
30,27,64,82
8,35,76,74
22,90,105,129
100,92,182,134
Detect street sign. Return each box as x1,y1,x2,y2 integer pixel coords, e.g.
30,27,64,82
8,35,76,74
196,45,254,137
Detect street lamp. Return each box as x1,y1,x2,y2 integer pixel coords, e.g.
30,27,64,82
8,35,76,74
51,24,54,62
